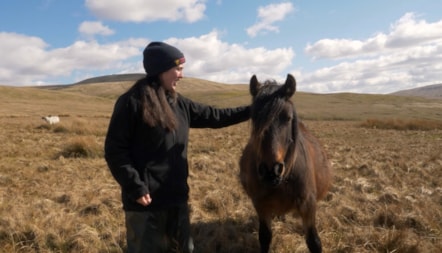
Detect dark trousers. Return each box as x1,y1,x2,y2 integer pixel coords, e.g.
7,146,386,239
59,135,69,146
125,204,194,253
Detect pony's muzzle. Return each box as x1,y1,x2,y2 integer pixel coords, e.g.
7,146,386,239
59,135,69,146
258,162,284,186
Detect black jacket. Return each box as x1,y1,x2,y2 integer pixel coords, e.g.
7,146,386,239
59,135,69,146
104,89,250,211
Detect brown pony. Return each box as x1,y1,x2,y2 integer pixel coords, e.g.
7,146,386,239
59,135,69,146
240,74,332,253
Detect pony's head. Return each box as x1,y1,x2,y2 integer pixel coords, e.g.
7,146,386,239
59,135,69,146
249,74,298,186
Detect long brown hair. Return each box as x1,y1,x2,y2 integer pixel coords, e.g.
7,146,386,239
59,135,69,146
130,76,178,131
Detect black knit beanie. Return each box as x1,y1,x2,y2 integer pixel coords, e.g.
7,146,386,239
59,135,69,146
143,42,186,76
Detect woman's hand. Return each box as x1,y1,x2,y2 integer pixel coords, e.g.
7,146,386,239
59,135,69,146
136,193,152,206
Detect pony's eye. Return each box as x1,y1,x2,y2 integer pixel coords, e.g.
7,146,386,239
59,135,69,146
279,112,292,123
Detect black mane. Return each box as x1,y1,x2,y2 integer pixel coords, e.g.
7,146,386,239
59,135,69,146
251,80,288,137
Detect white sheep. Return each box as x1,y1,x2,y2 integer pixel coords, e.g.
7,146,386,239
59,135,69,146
42,115,60,125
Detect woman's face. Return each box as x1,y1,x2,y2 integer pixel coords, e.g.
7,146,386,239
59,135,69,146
159,64,184,92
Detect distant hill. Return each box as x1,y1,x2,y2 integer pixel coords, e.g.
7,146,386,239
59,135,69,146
75,73,146,84
390,83,442,100
77,74,442,100
33,73,146,90
2,74,441,121
36,73,442,101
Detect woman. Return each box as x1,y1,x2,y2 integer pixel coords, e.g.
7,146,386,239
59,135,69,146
104,41,250,253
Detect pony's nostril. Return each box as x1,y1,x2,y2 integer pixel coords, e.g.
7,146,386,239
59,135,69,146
274,163,284,176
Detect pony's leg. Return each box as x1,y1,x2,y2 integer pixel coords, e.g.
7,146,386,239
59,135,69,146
305,226,321,253
258,217,272,253
300,199,322,253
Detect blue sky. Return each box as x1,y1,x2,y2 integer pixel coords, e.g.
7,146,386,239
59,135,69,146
1,0,442,94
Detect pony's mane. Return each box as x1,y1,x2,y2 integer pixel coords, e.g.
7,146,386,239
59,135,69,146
251,80,287,138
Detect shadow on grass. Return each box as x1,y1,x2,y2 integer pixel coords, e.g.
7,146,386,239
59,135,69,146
192,218,260,253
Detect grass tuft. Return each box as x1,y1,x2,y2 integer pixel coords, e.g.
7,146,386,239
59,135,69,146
58,136,103,158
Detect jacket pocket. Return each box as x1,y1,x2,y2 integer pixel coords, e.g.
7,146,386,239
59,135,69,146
144,169,160,193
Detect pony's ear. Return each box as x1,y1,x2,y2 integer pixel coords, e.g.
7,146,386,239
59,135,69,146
250,75,260,97
281,74,296,99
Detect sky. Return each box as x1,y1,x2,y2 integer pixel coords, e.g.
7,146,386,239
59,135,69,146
1,0,442,94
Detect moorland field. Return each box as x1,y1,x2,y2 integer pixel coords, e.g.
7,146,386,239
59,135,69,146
0,77,441,252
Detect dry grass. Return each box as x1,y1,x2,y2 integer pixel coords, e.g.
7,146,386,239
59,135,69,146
359,118,442,131
0,81,441,252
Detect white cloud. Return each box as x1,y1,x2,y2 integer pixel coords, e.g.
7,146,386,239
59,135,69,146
78,21,115,37
0,30,293,86
299,41,442,94
305,12,442,60
386,12,442,47
167,30,294,83
246,2,294,37
0,32,49,85
298,58,413,94
300,12,442,93
305,35,387,60
0,32,144,85
85,0,206,23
